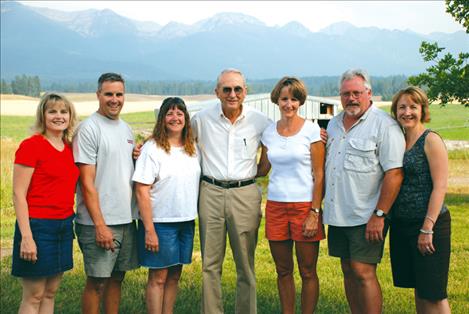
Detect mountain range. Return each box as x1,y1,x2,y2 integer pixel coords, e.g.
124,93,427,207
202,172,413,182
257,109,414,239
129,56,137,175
1,1,468,82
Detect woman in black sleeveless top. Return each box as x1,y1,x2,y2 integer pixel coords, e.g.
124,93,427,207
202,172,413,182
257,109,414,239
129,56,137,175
390,86,451,313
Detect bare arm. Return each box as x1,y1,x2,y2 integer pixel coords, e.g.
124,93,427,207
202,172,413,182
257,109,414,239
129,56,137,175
366,167,404,242
303,141,325,237
135,182,159,252
77,163,115,251
320,128,328,144
417,132,448,255
12,164,37,263
256,144,271,177
310,141,325,208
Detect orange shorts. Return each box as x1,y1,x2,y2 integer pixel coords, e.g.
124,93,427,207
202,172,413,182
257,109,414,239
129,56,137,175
265,200,325,242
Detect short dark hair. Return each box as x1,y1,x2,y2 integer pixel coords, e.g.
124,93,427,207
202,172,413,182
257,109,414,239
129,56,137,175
97,73,125,91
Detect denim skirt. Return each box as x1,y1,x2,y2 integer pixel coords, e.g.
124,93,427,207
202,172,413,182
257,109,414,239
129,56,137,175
137,220,194,269
11,215,74,277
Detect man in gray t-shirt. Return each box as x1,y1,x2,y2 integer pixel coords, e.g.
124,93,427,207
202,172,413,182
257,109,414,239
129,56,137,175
73,73,138,314
324,69,405,314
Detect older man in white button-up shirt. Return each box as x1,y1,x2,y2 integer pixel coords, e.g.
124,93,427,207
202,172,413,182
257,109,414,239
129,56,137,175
323,69,405,314
191,69,271,314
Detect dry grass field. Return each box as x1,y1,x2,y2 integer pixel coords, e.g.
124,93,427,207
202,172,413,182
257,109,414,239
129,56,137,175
0,93,216,116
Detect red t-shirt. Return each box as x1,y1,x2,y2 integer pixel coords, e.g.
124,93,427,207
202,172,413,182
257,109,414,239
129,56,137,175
14,134,79,219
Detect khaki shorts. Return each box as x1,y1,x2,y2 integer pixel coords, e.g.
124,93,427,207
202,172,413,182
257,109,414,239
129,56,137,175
327,223,389,264
75,222,139,278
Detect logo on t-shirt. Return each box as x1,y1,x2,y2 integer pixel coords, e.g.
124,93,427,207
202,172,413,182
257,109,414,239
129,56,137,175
127,139,134,144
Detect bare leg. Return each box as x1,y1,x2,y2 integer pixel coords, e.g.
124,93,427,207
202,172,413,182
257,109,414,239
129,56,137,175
103,271,125,314
415,290,451,314
146,268,169,314
19,277,47,314
162,265,183,314
296,242,320,314
349,261,382,314
38,273,63,314
269,240,295,314
82,276,108,314
340,259,361,313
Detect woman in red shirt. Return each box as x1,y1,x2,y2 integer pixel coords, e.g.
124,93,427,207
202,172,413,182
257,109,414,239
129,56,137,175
11,93,79,313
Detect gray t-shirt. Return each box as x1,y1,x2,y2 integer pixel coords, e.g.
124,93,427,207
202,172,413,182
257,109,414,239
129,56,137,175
73,112,137,225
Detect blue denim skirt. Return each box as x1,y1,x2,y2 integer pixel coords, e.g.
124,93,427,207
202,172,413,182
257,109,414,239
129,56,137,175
137,220,194,269
11,215,74,277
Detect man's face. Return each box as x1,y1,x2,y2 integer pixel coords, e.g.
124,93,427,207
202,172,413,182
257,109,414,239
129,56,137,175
96,81,125,120
215,72,247,112
339,76,372,119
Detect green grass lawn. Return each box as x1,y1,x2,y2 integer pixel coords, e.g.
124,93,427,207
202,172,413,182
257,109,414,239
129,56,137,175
380,104,469,141
1,195,468,313
1,104,468,313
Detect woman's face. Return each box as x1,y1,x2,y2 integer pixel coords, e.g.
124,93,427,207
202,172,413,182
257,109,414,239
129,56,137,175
44,101,70,134
396,94,423,130
277,86,300,119
164,107,185,136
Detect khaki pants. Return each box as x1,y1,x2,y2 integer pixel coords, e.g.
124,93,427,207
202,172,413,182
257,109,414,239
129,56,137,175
199,180,262,314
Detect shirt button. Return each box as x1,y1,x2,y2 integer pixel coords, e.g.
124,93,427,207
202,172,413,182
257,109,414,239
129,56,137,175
338,152,341,154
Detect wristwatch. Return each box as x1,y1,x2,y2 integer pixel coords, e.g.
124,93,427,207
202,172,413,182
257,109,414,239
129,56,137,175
373,209,386,218
311,208,321,214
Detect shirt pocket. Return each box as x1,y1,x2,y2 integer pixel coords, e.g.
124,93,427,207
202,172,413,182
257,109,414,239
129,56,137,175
344,138,378,172
235,135,258,160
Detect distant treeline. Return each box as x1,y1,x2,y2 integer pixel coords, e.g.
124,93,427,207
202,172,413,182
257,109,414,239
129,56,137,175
1,75,408,101
1,75,41,97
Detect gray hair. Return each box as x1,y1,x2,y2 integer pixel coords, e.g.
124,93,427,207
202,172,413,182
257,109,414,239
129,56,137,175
339,69,372,90
216,68,246,87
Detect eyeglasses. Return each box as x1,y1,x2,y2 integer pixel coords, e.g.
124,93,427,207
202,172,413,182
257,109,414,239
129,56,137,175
339,90,367,98
221,86,244,95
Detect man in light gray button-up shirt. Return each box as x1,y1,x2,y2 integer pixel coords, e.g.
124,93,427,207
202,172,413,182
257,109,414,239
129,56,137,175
324,69,405,314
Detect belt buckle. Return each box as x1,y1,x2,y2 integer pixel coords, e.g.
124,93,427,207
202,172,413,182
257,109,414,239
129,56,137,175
220,181,230,189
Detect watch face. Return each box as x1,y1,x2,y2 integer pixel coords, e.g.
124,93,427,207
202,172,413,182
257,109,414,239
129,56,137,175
375,209,385,217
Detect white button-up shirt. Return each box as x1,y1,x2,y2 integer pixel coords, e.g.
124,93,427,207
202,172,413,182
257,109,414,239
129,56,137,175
323,106,405,227
191,103,272,181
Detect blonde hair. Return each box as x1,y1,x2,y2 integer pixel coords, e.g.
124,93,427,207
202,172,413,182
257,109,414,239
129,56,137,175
34,93,78,143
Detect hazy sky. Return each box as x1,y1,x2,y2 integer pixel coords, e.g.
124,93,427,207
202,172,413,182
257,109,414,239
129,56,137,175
18,0,464,34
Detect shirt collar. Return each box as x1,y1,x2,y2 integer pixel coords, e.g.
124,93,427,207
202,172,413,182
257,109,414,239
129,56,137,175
217,103,246,123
